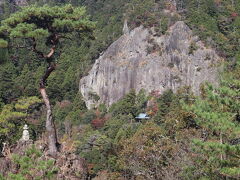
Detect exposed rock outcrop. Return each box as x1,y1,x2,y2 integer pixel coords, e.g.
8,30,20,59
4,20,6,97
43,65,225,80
13,0,28,6
0,138,88,179
80,21,222,109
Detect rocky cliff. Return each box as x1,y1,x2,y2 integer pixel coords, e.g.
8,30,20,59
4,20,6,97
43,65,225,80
80,21,222,109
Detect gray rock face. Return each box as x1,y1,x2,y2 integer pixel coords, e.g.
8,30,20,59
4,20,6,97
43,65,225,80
80,21,222,109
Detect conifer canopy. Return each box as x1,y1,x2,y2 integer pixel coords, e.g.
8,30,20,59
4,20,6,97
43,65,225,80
0,4,95,48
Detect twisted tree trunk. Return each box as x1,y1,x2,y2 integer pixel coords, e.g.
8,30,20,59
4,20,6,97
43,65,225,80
39,62,58,157
32,35,60,157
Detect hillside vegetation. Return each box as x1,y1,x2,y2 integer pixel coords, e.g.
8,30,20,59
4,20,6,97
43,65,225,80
0,0,239,179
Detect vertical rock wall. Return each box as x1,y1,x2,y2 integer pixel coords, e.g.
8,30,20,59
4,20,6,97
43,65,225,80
80,21,222,109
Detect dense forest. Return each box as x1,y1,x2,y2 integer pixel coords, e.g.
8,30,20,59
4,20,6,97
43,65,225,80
0,0,239,179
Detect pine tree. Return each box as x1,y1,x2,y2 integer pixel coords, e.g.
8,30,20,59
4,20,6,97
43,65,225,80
0,96,42,145
186,59,240,179
0,4,94,156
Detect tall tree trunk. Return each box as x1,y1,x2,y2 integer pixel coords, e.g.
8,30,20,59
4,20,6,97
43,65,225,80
39,62,58,157
220,131,223,161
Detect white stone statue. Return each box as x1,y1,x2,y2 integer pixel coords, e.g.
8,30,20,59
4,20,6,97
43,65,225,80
21,124,30,141
1,142,6,156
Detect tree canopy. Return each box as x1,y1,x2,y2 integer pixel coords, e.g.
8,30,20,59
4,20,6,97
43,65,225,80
0,4,95,157
0,4,95,49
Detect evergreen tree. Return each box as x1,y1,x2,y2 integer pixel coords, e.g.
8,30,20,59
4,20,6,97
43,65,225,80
0,96,42,146
185,61,240,179
6,145,58,179
0,4,95,156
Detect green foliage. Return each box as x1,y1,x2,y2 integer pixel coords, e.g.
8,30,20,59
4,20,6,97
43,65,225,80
118,121,177,179
0,105,25,138
110,89,148,118
184,62,240,179
53,93,87,133
0,48,8,64
89,92,100,102
0,4,95,41
153,90,176,123
109,89,137,117
103,114,135,140
188,41,198,55
185,0,240,58
75,127,111,174
15,65,42,97
0,96,42,145
0,174,5,180
0,3,95,108
15,96,42,111
72,90,149,175
126,0,179,34
7,145,58,180
0,62,19,104
0,39,8,48
0,0,240,179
